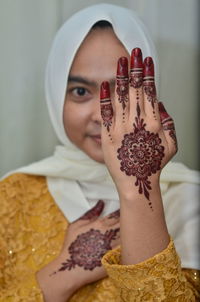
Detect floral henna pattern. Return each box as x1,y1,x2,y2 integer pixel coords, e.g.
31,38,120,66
100,82,113,133
117,103,165,205
130,68,143,89
143,82,156,108
116,57,129,111
143,57,157,114
116,76,129,110
100,101,113,132
55,228,119,272
130,48,143,89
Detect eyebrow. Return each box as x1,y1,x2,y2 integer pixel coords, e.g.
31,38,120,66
68,75,116,87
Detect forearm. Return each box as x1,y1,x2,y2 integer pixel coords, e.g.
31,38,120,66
36,255,79,302
119,179,170,265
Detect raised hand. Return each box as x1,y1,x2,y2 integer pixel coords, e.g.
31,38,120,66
100,48,177,208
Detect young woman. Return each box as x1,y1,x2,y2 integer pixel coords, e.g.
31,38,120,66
0,4,199,301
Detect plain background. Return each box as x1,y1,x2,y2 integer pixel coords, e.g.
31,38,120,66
0,0,199,177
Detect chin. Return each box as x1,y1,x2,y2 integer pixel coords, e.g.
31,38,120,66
88,150,105,164
83,145,105,163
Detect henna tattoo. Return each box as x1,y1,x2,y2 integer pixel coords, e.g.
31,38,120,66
117,103,165,206
78,200,104,221
107,209,120,219
163,124,178,150
130,68,143,89
100,82,113,137
158,102,178,150
130,48,143,89
100,102,113,132
54,228,119,273
116,57,129,111
143,57,157,115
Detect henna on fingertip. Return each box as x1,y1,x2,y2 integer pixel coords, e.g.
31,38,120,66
130,48,143,89
143,57,157,113
100,81,113,133
116,57,129,111
107,209,120,219
77,200,104,221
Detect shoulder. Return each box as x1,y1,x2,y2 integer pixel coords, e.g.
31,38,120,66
0,173,47,198
0,173,49,215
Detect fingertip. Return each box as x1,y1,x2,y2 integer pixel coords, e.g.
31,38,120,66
144,57,155,77
100,81,110,99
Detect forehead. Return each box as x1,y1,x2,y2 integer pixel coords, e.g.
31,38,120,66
69,28,130,82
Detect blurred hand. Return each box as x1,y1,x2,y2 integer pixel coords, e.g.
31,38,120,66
37,201,120,302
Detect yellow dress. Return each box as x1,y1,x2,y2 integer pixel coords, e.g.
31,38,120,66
0,173,199,301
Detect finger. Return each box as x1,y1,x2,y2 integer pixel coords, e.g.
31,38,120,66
129,48,144,121
158,102,178,152
75,200,104,223
100,81,114,142
143,57,159,120
101,209,120,227
107,209,120,219
106,224,120,248
115,57,129,124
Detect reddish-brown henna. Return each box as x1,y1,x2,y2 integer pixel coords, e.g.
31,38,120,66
107,209,120,219
116,57,129,111
54,228,119,272
100,81,113,132
77,200,104,221
158,102,178,150
117,103,165,207
143,57,157,114
130,48,143,89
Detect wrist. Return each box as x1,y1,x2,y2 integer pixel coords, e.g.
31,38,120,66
36,256,79,302
118,177,161,203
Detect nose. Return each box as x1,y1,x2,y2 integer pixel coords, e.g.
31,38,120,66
91,96,102,124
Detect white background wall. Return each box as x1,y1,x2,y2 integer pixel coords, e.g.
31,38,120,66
0,0,199,177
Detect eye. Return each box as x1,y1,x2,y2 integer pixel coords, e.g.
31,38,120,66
67,86,91,102
73,87,87,96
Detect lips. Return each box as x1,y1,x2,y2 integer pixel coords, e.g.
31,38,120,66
90,134,101,144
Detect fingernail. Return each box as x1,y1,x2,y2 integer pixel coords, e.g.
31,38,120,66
117,57,128,76
131,48,143,69
144,57,154,77
100,81,110,99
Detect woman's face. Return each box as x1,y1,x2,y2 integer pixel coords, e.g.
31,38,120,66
63,27,129,163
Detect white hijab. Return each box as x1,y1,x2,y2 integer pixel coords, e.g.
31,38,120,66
6,4,200,269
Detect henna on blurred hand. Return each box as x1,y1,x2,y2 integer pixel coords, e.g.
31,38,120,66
117,102,165,207
158,102,178,150
100,81,113,134
77,200,104,221
143,57,157,115
107,209,120,219
52,228,119,273
116,57,129,113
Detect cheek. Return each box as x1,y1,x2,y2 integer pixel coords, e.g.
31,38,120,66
63,102,89,139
